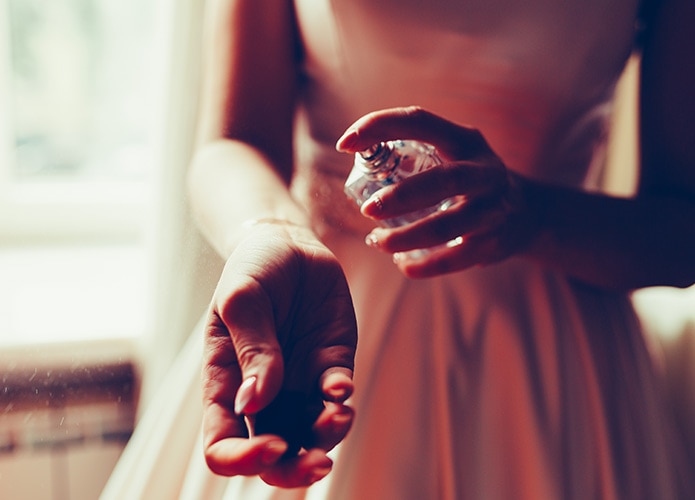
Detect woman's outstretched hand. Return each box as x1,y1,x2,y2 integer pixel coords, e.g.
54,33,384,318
336,106,541,278
202,221,357,488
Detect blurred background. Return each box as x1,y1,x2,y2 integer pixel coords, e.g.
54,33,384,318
0,1,220,498
0,1,692,499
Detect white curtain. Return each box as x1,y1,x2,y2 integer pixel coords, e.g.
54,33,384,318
136,0,222,406
101,0,223,497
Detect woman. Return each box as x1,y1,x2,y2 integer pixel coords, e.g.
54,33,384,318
187,0,695,498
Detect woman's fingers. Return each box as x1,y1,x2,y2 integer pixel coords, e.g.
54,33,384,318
336,106,488,160
359,161,506,221
307,367,356,451
201,226,359,485
393,232,501,279
202,315,288,476
319,366,354,403
206,434,335,488
202,323,353,481
213,260,286,415
311,401,354,451
202,328,290,477
260,449,334,488
204,433,289,477
356,160,511,254
334,107,539,275
365,198,505,254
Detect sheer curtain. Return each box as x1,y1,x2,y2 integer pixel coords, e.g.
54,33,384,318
136,0,222,408
101,0,224,497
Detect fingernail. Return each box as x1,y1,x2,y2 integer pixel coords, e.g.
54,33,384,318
234,376,257,415
244,414,256,438
308,465,332,484
261,440,288,465
330,412,352,433
322,370,353,401
336,128,358,151
325,385,348,401
362,195,383,216
365,232,379,248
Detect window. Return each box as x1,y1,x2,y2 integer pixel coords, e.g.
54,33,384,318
0,0,161,346
0,0,158,241
0,2,169,497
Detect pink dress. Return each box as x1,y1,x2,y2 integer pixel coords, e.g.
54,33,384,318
222,0,693,498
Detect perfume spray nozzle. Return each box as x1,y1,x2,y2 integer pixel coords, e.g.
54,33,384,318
359,142,385,161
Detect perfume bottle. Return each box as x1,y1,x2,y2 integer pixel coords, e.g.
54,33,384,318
344,139,459,257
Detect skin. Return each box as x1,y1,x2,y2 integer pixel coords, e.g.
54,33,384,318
188,0,695,488
189,0,356,487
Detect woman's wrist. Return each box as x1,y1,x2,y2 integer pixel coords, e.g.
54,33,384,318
222,216,318,258
241,217,306,229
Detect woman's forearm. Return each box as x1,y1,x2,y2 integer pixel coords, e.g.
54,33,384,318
187,139,312,259
524,180,695,290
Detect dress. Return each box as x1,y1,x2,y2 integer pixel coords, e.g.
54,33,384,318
220,1,693,499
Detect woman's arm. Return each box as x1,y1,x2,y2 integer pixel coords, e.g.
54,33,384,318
188,0,308,257
189,0,357,486
528,0,695,289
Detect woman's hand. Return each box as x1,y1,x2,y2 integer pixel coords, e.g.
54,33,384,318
202,221,357,488
337,106,540,279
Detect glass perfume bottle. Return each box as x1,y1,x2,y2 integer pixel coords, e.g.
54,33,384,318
344,139,460,257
